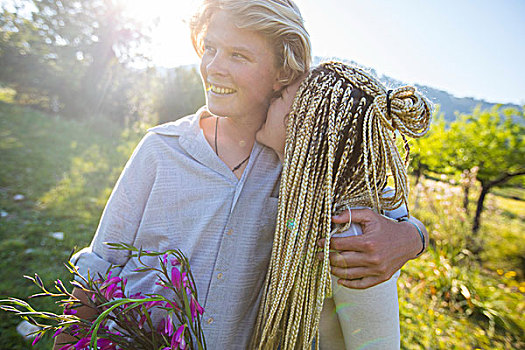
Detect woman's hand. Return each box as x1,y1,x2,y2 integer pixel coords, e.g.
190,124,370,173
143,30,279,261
318,208,427,289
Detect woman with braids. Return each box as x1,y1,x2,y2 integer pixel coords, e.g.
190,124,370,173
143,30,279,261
56,1,429,349
254,61,432,349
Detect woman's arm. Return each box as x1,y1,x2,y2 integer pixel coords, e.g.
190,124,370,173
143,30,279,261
318,208,428,289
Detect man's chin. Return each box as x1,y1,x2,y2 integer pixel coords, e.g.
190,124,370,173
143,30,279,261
254,129,265,144
206,105,228,118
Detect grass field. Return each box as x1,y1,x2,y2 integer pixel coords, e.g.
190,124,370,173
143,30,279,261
0,102,523,349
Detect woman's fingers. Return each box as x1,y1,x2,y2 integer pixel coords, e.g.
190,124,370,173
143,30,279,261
330,266,371,280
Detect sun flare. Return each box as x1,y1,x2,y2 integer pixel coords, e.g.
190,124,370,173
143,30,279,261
123,0,201,67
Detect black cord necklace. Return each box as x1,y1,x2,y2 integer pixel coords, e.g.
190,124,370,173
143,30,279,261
215,117,250,172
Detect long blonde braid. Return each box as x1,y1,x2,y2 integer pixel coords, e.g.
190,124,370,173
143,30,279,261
252,61,432,349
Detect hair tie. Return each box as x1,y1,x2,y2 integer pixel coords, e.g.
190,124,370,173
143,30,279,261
386,89,393,119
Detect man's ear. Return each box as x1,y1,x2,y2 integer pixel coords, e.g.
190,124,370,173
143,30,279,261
273,69,289,92
273,80,284,93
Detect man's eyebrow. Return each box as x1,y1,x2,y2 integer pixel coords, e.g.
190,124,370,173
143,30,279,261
203,38,255,56
231,46,253,53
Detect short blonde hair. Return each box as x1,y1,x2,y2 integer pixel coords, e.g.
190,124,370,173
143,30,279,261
190,0,312,86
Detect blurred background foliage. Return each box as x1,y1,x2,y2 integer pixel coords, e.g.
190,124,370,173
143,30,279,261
0,0,524,349
0,0,205,125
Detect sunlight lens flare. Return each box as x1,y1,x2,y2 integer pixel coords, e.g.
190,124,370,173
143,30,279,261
122,0,200,67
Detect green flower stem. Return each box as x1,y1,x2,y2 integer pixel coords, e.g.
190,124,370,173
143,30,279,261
89,296,168,348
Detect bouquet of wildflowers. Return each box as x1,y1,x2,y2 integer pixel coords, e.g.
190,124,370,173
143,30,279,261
0,243,206,350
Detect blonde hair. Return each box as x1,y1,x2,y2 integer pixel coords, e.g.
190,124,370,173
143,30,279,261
252,61,432,349
189,0,312,86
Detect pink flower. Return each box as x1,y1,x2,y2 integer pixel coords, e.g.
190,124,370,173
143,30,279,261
103,282,124,300
32,332,43,346
165,300,181,312
190,296,205,321
97,271,126,300
64,307,77,315
171,267,182,290
69,324,80,337
181,272,194,289
104,283,116,299
138,314,147,329
100,271,121,289
181,272,189,288
164,314,175,336
195,297,205,315
170,257,181,266
129,292,145,299
97,338,117,350
144,300,163,309
171,325,186,349
74,337,90,349
52,327,64,338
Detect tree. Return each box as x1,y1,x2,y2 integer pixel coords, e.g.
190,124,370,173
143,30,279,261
0,6,57,107
408,109,450,185
156,66,205,124
445,106,525,233
0,0,152,121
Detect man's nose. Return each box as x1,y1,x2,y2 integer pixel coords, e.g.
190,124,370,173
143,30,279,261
206,51,228,76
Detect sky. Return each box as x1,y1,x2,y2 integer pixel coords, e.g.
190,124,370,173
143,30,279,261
129,0,525,105
4,0,525,104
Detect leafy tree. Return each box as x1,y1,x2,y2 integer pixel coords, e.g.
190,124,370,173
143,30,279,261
0,6,56,106
458,166,478,213
156,66,205,124
0,0,151,121
408,108,450,184
445,106,525,233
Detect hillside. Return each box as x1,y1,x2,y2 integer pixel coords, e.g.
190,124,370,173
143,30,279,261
310,57,521,121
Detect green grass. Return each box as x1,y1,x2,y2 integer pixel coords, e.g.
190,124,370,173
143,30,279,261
400,179,524,349
0,102,523,349
0,87,16,104
0,102,141,349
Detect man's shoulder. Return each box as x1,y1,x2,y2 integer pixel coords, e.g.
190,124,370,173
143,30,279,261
147,113,200,137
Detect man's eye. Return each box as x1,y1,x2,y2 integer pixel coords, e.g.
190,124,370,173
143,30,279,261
232,53,246,59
